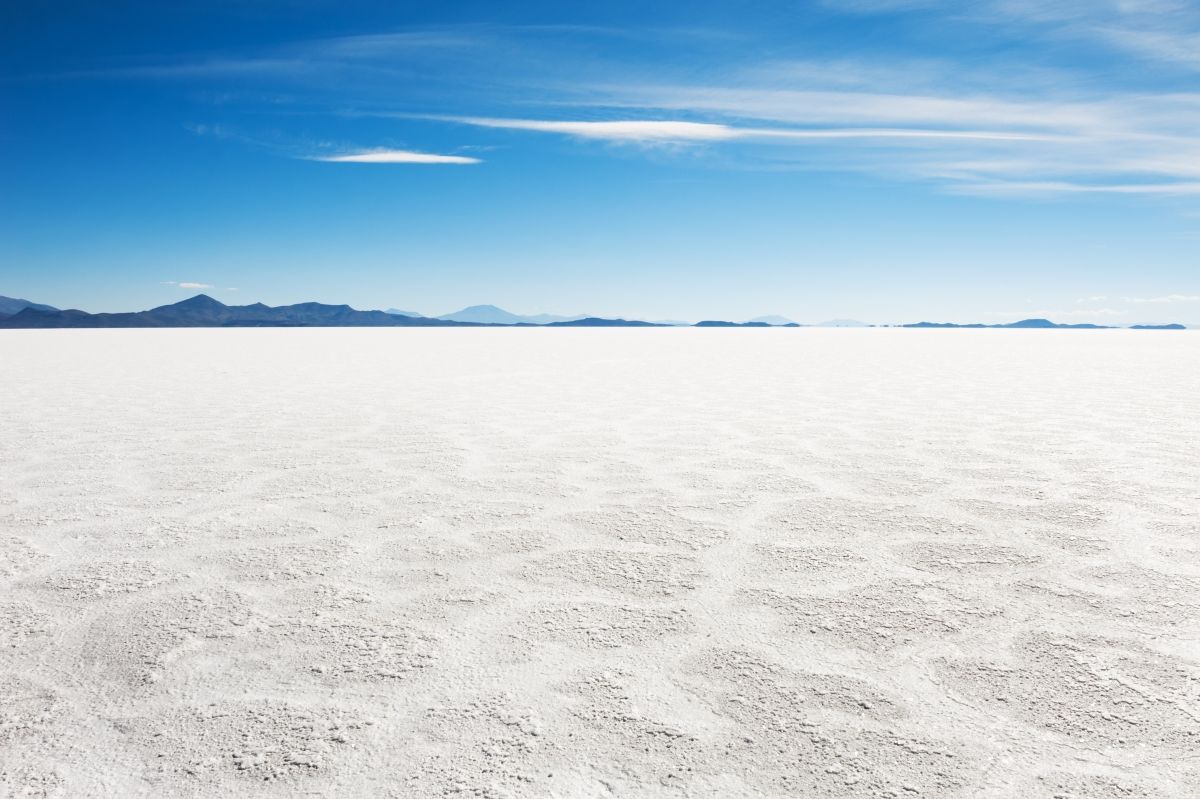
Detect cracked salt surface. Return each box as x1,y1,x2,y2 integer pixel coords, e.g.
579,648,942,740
0,328,1197,796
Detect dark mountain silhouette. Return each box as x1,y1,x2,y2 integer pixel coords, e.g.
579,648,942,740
545,317,664,327
1007,318,1108,329
695,320,772,327
1,295,1187,330
904,318,1114,329
0,295,480,328
0,296,58,316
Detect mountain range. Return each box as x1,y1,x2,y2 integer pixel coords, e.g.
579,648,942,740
432,304,589,325
0,295,677,328
392,306,796,326
0,296,58,316
901,319,1185,330
905,318,1118,329
696,320,795,328
0,295,475,328
0,295,1188,329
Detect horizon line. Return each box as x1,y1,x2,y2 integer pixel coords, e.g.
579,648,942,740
0,292,1190,330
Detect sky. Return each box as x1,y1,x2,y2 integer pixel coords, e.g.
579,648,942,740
2,0,1199,324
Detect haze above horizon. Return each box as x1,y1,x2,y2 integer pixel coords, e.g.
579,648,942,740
2,0,1199,326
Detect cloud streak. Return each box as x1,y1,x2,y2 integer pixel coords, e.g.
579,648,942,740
60,13,1200,200
452,118,740,142
831,0,1200,72
1125,294,1200,303
314,149,481,164
445,115,1064,144
559,80,1200,195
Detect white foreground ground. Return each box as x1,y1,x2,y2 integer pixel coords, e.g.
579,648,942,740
1,329,1198,798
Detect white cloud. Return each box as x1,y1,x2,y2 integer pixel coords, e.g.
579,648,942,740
315,149,481,164
1125,294,1200,302
447,115,1061,144
178,282,213,289
67,15,1200,200
599,86,1107,131
452,117,741,142
956,181,1200,196
755,127,1060,142
831,0,1200,71
507,79,1200,194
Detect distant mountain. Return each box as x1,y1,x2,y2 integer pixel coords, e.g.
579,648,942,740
524,313,589,324
746,315,795,325
1130,323,1187,330
817,319,868,327
1007,318,1108,329
695,320,772,327
903,318,1113,329
437,304,587,324
437,304,522,323
0,295,480,328
384,308,423,317
0,296,57,316
649,319,693,326
1008,318,1111,329
545,317,664,327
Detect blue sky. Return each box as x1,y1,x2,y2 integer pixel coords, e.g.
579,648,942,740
2,0,1199,323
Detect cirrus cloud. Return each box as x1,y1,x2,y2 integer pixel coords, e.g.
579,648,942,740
1125,294,1200,303
161,281,213,289
450,117,741,142
314,149,481,164
441,115,1063,145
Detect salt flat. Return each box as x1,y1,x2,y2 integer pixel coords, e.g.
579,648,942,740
1,328,1198,798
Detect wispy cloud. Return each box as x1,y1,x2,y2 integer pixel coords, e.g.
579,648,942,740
65,30,484,81
314,149,481,164
184,123,481,166
831,0,1200,72
58,15,1200,200
954,181,1200,196
178,282,213,289
451,118,740,142
559,79,1200,195
444,115,1061,144
1125,293,1200,303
